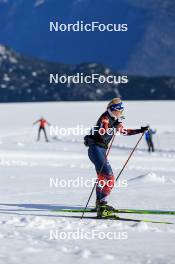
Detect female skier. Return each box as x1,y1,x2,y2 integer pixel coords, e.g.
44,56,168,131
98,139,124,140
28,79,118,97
84,98,148,217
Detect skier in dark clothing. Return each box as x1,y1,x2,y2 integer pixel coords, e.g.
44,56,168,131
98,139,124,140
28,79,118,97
145,126,156,152
84,98,149,217
33,117,51,142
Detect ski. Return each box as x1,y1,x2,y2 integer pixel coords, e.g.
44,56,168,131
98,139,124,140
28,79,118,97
113,208,175,215
96,215,173,224
53,213,173,224
54,208,175,215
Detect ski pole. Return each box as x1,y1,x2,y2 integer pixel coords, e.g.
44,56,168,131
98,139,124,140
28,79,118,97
81,134,116,219
115,132,145,184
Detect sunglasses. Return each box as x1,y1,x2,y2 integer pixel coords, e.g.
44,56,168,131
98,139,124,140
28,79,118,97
110,102,124,111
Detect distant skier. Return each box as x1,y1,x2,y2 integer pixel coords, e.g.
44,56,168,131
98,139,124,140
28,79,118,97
33,117,51,142
84,98,149,218
145,125,156,152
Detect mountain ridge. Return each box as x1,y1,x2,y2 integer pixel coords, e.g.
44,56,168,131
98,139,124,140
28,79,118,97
0,44,175,102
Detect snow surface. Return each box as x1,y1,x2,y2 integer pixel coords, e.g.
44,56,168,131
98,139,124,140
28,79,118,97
0,101,175,264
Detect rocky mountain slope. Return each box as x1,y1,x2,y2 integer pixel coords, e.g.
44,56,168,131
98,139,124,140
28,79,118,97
0,45,174,102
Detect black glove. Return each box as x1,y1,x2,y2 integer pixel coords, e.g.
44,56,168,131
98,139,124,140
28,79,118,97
140,126,149,132
113,119,122,128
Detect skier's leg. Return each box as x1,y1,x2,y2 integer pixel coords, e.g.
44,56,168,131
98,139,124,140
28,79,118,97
37,127,41,141
147,139,151,152
150,139,155,152
146,139,149,152
88,145,115,203
96,173,115,202
43,128,49,142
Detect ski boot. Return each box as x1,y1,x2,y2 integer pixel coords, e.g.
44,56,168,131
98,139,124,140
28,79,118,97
96,200,117,218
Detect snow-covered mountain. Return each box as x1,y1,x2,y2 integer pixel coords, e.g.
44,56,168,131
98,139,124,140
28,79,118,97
0,0,174,76
0,44,175,102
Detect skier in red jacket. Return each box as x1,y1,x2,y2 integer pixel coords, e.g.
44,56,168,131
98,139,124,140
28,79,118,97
33,117,51,142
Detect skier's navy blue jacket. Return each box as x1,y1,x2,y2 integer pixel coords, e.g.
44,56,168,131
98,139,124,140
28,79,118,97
84,110,142,149
145,129,156,140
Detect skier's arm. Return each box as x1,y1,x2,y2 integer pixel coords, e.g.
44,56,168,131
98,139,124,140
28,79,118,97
47,121,51,126
152,129,157,134
99,116,110,134
33,119,40,126
117,124,149,136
